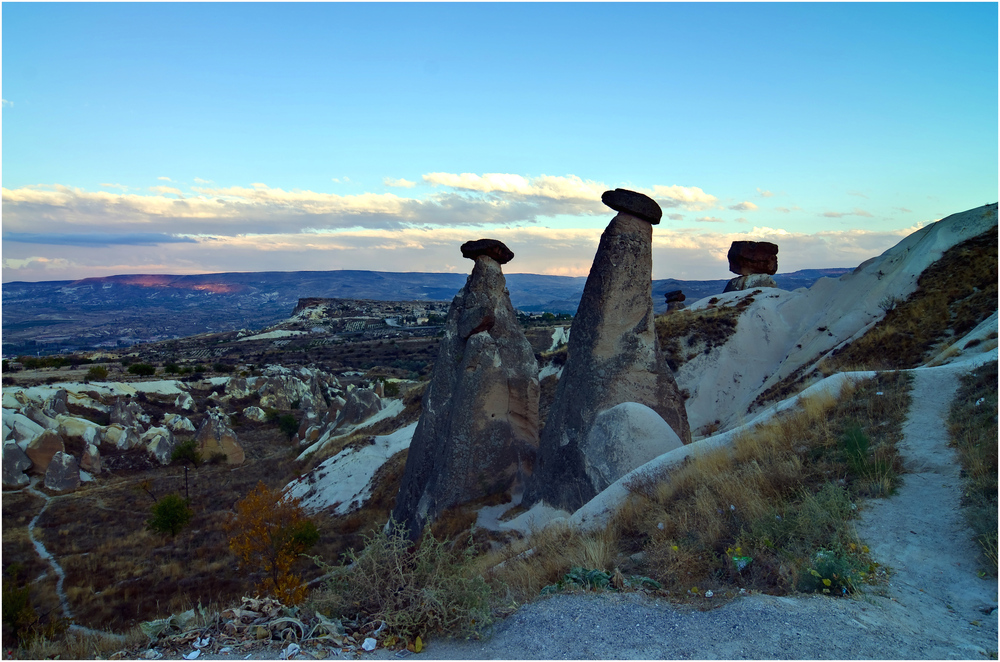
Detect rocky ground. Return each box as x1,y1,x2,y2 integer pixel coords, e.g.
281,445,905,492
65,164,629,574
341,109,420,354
139,359,997,661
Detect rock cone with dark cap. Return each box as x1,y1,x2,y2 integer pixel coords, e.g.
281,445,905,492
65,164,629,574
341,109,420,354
526,190,691,512
601,188,662,225
392,239,540,540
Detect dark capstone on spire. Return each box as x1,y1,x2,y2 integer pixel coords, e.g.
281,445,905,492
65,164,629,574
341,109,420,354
461,239,515,264
601,189,662,225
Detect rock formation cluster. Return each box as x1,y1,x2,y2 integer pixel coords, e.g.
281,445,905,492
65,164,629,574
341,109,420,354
525,189,691,512
724,240,779,292
392,239,540,539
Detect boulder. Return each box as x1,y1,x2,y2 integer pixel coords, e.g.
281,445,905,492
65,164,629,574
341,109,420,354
3,441,33,488
526,190,691,512
601,188,662,225
45,389,70,415
44,451,80,493
80,443,102,475
393,239,540,540
195,409,245,465
460,238,515,264
111,398,147,430
3,412,45,447
664,290,686,303
26,430,65,474
258,374,326,412
102,424,142,451
723,273,778,293
242,406,270,423
727,240,778,276
580,403,683,494
23,405,59,430
338,389,382,427
175,392,195,411
142,426,177,465
163,413,196,433
56,415,103,445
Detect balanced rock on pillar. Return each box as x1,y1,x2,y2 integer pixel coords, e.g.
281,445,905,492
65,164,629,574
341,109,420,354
724,241,779,292
526,190,691,512
392,239,540,540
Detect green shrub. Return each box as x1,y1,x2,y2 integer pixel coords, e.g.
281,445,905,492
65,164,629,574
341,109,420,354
170,439,202,467
86,365,109,380
278,414,299,439
312,523,492,642
147,494,193,537
2,564,65,647
128,363,156,377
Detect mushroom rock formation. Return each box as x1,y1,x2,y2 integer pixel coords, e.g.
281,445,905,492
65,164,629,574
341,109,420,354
664,290,686,312
728,241,778,276
526,189,691,512
723,273,778,293
392,239,540,540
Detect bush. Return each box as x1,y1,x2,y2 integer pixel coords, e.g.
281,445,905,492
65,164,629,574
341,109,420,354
312,522,492,642
86,365,109,380
278,414,299,440
127,363,156,377
2,564,65,648
226,482,319,605
171,439,202,467
147,494,193,537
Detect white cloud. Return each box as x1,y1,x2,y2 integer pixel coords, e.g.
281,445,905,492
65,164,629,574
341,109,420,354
384,177,416,188
666,213,684,221
158,176,173,182
649,185,718,211
756,188,774,198
423,172,606,201
2,99,13,108
729,201,758,212
194,177,214,184
100,183,128,191
695,216,725,223
775,207,791,213
822,208,873,219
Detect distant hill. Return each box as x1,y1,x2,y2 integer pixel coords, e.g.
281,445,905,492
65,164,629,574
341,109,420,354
1,268,849,356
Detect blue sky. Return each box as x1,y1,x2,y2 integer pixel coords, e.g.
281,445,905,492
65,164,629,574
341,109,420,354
3,2,997,283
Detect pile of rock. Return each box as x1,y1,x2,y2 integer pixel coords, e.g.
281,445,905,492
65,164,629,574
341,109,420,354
724,240,779,292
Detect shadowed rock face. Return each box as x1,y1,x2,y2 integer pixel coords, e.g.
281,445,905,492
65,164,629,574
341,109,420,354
526,201,691,512
392,243,540,540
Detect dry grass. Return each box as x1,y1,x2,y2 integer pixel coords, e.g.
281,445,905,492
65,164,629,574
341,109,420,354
655,303,746,372
828,228,997,372
485,372,910,603
948,360,998,575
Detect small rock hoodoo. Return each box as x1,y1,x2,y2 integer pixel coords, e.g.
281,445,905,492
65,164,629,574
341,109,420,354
526,189,691,512
724,240,779,292
392,239,540,540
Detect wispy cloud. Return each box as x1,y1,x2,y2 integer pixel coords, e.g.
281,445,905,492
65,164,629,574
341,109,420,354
756,188,774,198
157,176,173,182
695,216,725,223
822,208,873,218
423,172,605,200
4,232,198,247
894,207,912,213
648,185,717,211
150,186,184,197
729,201,758,211
665,213,684,221
194,177,214,184
1,99,13,108
384,177,416,188
100,183,129,191
847,190,869,198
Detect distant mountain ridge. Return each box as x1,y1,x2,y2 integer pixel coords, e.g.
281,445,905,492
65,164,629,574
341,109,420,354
1,268,850,356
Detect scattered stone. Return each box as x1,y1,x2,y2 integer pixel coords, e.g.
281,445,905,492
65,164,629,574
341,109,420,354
460,238,515,264
580,403,684,494
727,240,778,276
45,389,70,415
723,274,778,293
601,188,662,225
3,413,45,447
163,413,196,433
102,424,142,451
3,440,32,488
26,430,65,474
527,196,690,511
44,451,80,493
195,409,245,465
111,398,147,430
175,392,195,411
393,239,540,539
57,415,103,445
23,405,58,430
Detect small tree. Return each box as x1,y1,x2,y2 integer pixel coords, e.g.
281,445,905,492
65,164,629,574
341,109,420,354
86,365,109,380
128,363,156,377
226,482,319,605
171,440,202,501
148,493,193,537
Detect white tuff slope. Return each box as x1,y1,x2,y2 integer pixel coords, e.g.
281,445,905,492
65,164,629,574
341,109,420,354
677,203,998,434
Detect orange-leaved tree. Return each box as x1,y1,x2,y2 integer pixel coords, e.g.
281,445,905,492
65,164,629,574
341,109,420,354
226,481,319,605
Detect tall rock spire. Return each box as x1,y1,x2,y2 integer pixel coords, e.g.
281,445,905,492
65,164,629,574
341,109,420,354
526,189,691,512
392,239,540,539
